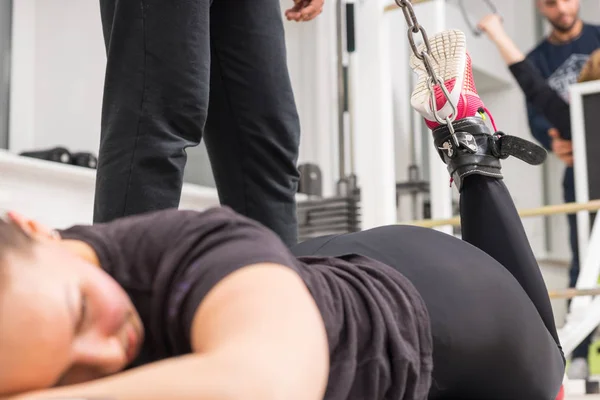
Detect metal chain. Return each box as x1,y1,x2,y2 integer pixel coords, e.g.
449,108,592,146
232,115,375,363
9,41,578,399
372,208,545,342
394,0,459,145
457,0,499,37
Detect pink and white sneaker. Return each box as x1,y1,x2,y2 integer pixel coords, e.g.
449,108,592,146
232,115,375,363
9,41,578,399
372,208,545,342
409,29,497,132
408,29,547,190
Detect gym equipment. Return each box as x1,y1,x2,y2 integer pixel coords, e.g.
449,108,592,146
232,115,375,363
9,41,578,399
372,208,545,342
383,0,427,13
383,0,502,38
550,287,600,300
455,0,499,37
335,0,359,201
396,165,429,220
19,147,99,169
296,0,361,242
298,163,323,198
297,197,361,242
403,199,600,229
20,147,72,165
71,152,98,169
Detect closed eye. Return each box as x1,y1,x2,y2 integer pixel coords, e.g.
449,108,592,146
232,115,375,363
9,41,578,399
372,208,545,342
76,295,88,333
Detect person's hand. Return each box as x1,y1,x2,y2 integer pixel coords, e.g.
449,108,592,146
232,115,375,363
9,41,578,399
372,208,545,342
477,14,506,40
549,128,574,167
285,0,324,22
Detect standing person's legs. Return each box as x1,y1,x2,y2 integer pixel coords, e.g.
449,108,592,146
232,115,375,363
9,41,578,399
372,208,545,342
205,0,301,247
95,0,211,223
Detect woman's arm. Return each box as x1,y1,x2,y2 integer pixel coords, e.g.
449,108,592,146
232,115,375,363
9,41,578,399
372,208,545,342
507,60,572,140
477,15,525,65
478,15,572,139
9,263,329,400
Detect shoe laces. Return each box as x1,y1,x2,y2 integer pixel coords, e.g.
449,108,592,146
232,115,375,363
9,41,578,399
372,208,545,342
478,107,498,132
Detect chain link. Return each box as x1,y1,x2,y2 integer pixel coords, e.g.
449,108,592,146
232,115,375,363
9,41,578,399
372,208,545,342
394,0,459,145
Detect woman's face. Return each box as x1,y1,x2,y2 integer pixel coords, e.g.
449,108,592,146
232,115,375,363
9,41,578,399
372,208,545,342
0,241,144,396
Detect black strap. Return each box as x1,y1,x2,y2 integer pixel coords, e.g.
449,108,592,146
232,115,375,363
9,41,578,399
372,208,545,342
491,133,547,165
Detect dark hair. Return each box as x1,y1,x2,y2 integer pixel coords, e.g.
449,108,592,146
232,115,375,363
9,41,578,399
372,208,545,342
0,217,33,260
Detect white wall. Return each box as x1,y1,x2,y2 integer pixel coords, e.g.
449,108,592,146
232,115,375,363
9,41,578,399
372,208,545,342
581,0,600,24
9,0,35,153
10,0,105,154
33,0,104,153
283,0,339,197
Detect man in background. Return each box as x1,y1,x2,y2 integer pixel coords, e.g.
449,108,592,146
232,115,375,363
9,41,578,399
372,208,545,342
523,0,600,378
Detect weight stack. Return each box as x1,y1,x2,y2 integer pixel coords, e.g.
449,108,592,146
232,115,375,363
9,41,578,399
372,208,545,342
297,195,361,243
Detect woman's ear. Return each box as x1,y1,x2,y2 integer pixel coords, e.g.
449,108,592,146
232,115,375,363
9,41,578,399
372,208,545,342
5,211,60,241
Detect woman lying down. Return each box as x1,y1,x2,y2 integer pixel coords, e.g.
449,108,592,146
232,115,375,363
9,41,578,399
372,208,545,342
0,31,565,400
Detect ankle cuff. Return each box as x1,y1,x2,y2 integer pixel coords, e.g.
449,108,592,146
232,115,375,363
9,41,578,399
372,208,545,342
432,118,500,191
431,117,547,191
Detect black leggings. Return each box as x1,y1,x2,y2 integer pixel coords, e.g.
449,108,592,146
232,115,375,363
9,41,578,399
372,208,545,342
291,176,565,400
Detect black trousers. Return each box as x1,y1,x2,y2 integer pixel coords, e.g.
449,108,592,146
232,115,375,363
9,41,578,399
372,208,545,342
292,176,565,399
95,0,301,247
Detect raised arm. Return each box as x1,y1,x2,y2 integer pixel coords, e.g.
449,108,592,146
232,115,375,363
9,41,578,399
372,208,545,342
477,15,524,65
477,14,572,140
508,60,572,140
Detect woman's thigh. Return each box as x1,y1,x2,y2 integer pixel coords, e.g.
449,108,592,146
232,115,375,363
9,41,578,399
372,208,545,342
292,225,565,400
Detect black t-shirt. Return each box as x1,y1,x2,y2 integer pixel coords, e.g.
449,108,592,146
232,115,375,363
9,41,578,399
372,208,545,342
60,207,432,400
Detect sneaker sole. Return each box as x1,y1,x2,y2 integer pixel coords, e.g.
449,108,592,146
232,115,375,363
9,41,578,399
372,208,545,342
410,29,466,121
